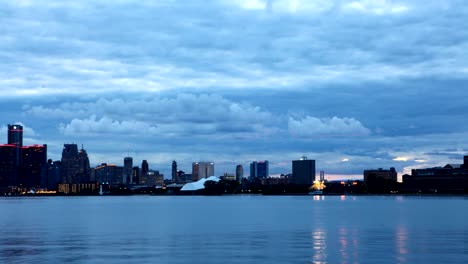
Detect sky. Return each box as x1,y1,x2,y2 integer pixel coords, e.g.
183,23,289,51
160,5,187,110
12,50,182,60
1,0,468,180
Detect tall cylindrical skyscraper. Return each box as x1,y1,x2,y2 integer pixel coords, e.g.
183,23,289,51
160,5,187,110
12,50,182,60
236,165,244,183
8,124,23,147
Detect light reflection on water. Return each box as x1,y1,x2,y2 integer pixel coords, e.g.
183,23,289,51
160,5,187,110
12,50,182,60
0,196,467,264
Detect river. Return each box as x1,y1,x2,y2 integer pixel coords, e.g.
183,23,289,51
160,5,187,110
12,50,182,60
0,195,467,263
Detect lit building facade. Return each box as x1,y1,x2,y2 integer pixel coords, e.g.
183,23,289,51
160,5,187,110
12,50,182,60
192,162,214,181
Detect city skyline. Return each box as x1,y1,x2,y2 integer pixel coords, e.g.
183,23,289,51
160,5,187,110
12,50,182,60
1,1,468,179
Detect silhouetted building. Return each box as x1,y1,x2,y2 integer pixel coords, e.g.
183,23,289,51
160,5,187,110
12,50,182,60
141,160,149,176
364,167,398,193
94,163,124,185
182,173,192,182
177,170,191,183
260,176,290,185
402,159,468,193
132,166,140,185
61,144,80,184
8,124,23,175
464,156,468,169
222,173,236,181
0,144,18,190
8,124,23,147
364,168,398,183
236,164,244,183
45,160,61,191
123,157,133,184
21,144,47,188
250,161,269,179
292,157,315,185
192,162,214,181
1,125,48,191
144,170,157,186
155,173,164,186
78,147,91,183
172,161,178,182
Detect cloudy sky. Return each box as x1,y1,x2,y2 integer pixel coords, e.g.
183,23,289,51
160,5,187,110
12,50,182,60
1,0,468,180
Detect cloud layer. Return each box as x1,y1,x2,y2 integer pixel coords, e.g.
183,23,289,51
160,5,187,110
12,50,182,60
1,0,467,179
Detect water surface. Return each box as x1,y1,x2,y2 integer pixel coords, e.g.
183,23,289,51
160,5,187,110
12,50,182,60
0,195,467,263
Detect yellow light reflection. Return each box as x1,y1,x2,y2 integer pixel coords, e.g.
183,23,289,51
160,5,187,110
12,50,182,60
311,229,327,264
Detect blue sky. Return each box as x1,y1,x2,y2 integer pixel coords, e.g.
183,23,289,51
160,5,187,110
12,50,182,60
1,0,468,179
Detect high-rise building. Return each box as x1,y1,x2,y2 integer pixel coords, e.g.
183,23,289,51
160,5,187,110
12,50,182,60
78,147,91,183
236,165,244,183
8,124,23,147
132,166,140,185
250,161,269,179
292,157,315,185
192,162,214,181
123,157,133,184
172,160,177,182
95,163,124,184
61,144,80,184
45,160,61,190
7,124,23,181
1,124,48,191
141,160,149,176
0,144,18,190
21,144,47,188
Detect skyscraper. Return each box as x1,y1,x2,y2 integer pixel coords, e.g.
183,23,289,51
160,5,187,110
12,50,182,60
192,162,214,181
250,161,269,179
0,144,18,190
172,160,177,182
21,144,47,188
78,147,91,183
45,160,61,190
123,157,133,184
8,124,23,181
132,166,140,185
236,164,244,183
8,124,23,147
292,157,315,185
61,144,80,184
95,163,124,184
139,160,149,184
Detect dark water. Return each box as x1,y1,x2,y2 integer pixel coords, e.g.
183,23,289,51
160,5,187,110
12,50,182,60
0,195,467,264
